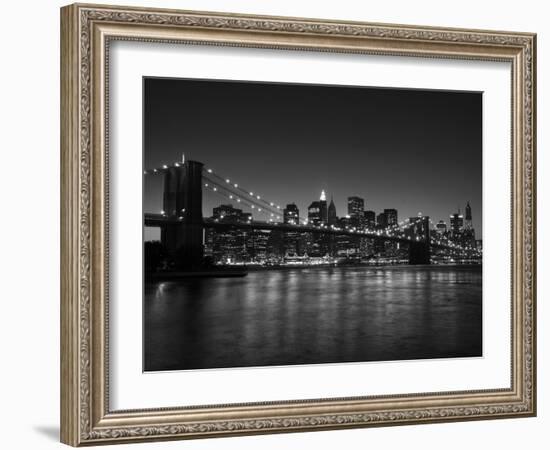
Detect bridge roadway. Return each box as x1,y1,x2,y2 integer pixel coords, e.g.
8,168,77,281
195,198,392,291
144,213,472,253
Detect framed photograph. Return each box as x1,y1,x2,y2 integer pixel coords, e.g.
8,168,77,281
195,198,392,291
60,3,536,446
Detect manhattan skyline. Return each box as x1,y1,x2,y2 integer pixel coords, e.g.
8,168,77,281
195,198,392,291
144,77,482,240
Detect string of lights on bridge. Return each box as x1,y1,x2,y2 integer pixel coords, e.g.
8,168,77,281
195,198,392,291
144,161,480,255
202,178,283,223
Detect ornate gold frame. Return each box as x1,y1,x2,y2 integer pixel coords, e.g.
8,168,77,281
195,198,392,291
60,3,536,446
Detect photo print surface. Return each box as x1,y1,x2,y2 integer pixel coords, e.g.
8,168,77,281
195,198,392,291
143,77,483,372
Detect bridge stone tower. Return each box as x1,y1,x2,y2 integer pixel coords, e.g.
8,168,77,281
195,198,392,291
161,160,204,270
408,215,431,265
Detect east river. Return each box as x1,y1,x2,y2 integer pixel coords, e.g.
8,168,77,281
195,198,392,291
144,265,482,371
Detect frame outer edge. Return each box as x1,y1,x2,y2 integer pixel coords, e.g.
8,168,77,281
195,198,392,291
61,2,537,445
529,33,536,416
61,4,81,447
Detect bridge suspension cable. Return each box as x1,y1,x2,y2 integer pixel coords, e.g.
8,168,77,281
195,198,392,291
203,179,283,222
202,175,285,218
203,168,285,211
143,162,479,255
143,161,289,221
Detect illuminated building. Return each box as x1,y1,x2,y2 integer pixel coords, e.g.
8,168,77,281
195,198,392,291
336,216,357,256
364,210,376,229
308,201,321,225
465,201,473,230
450,211,464,238
436,220,447,235
245,230,270,262
376,212,387,229
384,208,398,227
319,190,328,224
347,196,365,227
283,203,301,255
462,202,476,247
328,196,337,225
210,204,250,263
283,203,299,225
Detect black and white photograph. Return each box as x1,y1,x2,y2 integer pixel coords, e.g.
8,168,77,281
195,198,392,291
143,77,483,372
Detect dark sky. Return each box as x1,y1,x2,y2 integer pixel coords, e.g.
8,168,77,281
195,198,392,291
144,77,482,240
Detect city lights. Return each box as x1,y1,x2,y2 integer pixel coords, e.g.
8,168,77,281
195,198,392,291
145,164,480,263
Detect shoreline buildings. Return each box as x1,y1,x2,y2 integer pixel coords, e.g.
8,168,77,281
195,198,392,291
195,196,480,265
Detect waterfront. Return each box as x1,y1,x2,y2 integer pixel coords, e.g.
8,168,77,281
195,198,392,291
144,265,482,371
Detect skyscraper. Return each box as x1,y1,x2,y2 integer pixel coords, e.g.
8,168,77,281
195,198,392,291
319,190,328,225
245,230,270,262
376,212,387,229
384,208,398,227
336,216,356,256
465,201,473,230
328,196,337,225
347,196,365,226
283,203,300,225
450,211,464,237
364,210,376,229
308,201,321,226
462,202,476,247
307,191,329,256
210,204,249,263
283,203,301,255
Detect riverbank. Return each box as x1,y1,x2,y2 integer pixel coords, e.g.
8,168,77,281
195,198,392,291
146,261,482,279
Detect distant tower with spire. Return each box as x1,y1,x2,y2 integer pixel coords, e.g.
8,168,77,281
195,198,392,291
462,201,476,247
465,201,473,230
319,190,328,224
328,196,337,225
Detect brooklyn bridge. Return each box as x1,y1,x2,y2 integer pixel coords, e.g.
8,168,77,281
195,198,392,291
144,158,481,270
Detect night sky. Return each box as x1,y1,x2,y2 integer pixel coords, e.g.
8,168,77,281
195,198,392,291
144,77,482,241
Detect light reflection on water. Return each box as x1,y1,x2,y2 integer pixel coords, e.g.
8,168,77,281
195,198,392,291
144,265,482,371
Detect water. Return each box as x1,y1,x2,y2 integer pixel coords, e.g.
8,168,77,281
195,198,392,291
144,265,482,371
